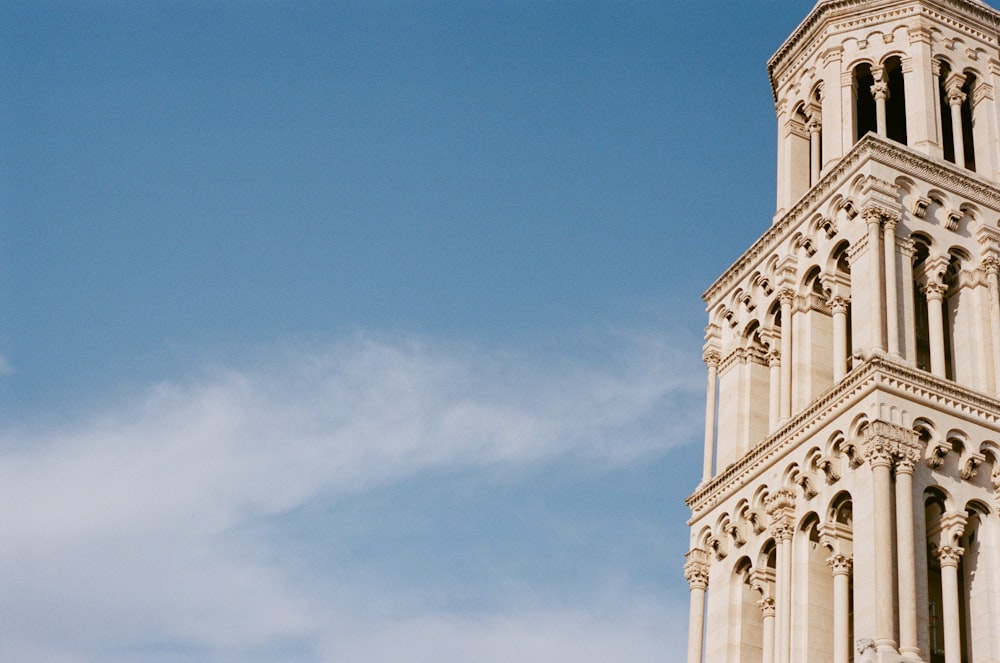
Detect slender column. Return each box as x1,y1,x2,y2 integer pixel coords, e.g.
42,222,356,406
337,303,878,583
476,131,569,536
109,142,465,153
883,216,901,356
767,488,796,663
931,60,943,148
775,526,793,663
830,296,849,381
984,257,1000,396
768,351,781,431
808,118,822,184
702,350,720,482
866,210,886,351
900,239,918,364
895,453,920,660
684,551,710,663
828,554,853,663
946,76,967,168
867,439,899,657
925,280,948,377
936,545,965,663
759,597,776,663
872,80,890,137
779,289,794,421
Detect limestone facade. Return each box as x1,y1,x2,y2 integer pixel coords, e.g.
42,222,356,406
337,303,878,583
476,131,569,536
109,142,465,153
686,2,1000,662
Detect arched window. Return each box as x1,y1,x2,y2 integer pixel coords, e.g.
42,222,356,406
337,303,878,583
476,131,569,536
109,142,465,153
938,64,977,171
884,57,908,144
854,64,877,141
911,236,932,372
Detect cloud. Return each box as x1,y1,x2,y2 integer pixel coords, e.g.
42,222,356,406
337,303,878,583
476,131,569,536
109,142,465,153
0,330,701,662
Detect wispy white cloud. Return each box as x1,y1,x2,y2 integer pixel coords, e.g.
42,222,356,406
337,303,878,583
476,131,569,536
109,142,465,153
0,331,700,662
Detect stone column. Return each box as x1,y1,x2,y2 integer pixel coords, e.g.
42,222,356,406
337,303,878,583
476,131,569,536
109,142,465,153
865,426,899,658
872,80,890,138
684,549,710,663
865,209,886,351
828,554,853,663
808,118,822,184
767,489,796,663
984,257,1000,396
931,59,944,150
768,350,781,431
830,296,849,381
894,446,922,661
759,597,776,663
702,349,720,483
900,238,918,364
946,74,968,168
883,215,901,356
779,289,794,421
925,280,948,377
936,545,965,663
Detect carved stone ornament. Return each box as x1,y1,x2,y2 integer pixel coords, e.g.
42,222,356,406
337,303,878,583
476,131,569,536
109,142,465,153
684,548,710,590
926,439,951,468
945,209,963,231
911,196,930,218
766,488,796,539
935,544,965,568
816,456,841,483
961,451,986,480
870,81,890,100
827,553,853,575
726,523,747,548
757,596,776,617
795,473,819,500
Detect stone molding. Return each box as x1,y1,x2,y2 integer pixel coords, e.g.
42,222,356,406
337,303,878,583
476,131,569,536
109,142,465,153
702,134,1000,308
686,354,1000,516
767,0,1000,101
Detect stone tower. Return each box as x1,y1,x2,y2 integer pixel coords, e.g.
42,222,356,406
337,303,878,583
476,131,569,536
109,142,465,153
684,2,1000,663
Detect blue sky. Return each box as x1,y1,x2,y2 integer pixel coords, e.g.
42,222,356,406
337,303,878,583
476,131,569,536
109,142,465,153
2,2,809,661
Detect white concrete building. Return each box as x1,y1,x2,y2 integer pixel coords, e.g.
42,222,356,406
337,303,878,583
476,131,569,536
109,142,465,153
685,1,1000,662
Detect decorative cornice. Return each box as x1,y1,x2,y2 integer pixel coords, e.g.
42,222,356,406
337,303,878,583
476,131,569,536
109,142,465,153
768,0,1000,102
703,134,1000,307
686,354,1000,516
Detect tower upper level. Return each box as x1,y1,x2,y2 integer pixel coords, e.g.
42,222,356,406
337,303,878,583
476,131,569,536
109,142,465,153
768,0,1000,215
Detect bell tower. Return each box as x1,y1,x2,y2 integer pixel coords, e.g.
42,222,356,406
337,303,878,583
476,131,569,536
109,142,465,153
685,2,1000,663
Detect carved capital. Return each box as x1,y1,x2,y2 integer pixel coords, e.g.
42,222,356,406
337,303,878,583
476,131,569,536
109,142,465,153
703,348,721,368
777,287,795,306
870,81,890,100
923,280,947,300
806,118,822,134
766,488,796,539
864,420,920,470
947,89,967,106
684,548,710,590
827,553,853,576
936,544,964,568
982,255,1000,276
827,295,849,314
757,596,776,617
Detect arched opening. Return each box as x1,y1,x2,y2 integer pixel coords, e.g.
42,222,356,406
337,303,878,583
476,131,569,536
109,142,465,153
734,557,765,663
960,73,977,172
800,514,834,659
925,490,948,663
939,63,977,170
911,235,932,372
854,64,877,141
884,56,908,144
